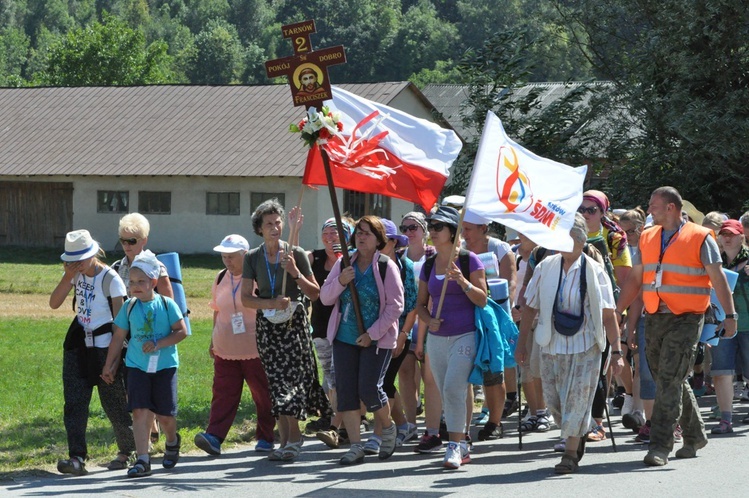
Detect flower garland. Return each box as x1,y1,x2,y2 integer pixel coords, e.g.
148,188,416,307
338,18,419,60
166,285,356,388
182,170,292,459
289,106,343,148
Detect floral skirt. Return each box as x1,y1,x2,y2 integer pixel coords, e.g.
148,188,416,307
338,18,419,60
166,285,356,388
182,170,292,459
256,305,331,420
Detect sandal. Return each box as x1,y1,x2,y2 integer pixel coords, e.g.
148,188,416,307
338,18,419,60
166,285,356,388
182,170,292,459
127,458,152,478
268,446,286,461
280,439,304,461
162,433,181,469
107,452,131,470
519,416,538,433
554,454,579,474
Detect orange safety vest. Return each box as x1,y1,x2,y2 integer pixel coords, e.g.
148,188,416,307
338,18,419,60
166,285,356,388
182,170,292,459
640,222,712,315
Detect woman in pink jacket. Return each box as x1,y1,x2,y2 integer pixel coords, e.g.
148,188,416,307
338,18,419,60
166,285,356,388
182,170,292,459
320,215,404,466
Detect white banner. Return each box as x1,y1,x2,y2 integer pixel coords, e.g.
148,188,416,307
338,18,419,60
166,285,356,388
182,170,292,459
464,111,587,252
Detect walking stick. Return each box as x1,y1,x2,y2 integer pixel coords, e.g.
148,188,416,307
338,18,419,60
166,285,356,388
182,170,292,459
599,344,617,452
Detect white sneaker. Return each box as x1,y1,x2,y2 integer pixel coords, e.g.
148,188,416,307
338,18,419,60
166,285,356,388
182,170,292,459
621,394,634,416
733,381,744,400
443,442,462,469
473,385,485,402
363,436,381,455
396,423,418,447
742,386,749,402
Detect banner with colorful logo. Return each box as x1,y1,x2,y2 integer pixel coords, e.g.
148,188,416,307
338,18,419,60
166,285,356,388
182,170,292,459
463,111,587,252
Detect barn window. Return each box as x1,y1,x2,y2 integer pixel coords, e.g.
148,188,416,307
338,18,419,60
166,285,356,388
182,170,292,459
206,192,240,215
138,191,171,214
97,191,129,213
343,191,391,219
250,192,286,214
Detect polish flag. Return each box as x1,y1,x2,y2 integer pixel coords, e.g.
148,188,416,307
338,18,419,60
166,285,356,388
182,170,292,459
302,86,462,211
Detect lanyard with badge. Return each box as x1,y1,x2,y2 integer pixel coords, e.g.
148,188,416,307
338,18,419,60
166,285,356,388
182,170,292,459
653,221,685,289
79,271,99,348
262,245,280,318
229,273,246,334
140,300,160,373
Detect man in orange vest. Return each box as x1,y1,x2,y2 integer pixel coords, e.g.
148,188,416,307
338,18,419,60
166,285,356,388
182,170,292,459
617,186,737,467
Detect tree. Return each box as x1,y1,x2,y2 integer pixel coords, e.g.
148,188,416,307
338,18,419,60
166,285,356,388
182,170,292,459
187,18,243,84
37,13,172,85
0,26,30,85
552,0,749,214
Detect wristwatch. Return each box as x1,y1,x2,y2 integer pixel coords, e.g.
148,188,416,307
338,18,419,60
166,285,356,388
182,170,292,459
726,312,739,320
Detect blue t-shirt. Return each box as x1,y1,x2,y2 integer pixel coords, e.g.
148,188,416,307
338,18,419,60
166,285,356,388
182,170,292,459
114,296,183,372
336,263,380,345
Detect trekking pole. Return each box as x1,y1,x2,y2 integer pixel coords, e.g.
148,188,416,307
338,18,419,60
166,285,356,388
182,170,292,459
599,345,617,452
517,372,523,451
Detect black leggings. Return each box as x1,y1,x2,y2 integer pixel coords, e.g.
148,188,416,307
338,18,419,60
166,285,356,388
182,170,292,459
591,342,611,420
383,339,411,399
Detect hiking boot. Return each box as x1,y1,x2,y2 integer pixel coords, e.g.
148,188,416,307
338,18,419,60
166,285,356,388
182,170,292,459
57,456,87,476
477,422,503,441
415,433,443,454
340,444,365,465
194,432,221,456
254,439,274,452
675,439,707,458
502,398,519,418
643,449,668,466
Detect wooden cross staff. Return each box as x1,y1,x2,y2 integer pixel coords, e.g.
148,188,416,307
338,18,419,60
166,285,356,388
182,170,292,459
265,21,368,337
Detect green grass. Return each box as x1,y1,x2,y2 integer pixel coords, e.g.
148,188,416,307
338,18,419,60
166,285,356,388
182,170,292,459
0,246,224,299
0,317,263,478
0,247,285,477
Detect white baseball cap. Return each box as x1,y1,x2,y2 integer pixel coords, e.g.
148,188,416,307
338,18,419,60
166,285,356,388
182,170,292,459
214,234,250,253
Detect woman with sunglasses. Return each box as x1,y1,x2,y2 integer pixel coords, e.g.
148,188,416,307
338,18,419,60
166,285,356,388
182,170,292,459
578,190,631,443
398,212,443,453
115,213,174,447
415,206,488,469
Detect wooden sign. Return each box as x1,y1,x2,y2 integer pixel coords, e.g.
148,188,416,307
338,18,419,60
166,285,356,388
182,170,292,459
265,20,346,109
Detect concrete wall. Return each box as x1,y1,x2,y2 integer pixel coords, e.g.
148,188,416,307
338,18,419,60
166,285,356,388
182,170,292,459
6,176,417,253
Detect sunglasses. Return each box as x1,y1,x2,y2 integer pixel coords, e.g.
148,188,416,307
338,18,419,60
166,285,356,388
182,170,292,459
119,237,139,246
400,224,419,233
427,223,446,232
577,206,599,215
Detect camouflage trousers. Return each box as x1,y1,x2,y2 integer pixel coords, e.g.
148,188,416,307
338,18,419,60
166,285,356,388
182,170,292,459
644,312,707,453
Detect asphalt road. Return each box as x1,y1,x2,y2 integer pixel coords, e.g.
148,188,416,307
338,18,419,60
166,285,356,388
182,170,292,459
3,397,748,497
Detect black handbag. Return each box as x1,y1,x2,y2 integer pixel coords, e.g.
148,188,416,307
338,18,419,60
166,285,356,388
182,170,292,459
553,255,587,337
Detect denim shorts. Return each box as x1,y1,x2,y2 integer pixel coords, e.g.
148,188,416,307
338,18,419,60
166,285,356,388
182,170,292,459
710,331,749,376
127,367,178,416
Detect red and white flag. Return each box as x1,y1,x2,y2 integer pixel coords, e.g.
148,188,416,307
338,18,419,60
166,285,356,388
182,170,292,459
463,111,587,252
303,86,462,211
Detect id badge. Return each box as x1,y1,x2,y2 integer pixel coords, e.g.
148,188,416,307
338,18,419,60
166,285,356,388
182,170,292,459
231,312,246,334
263,309,276,318
653,266,663,289
147,350,160,373
84,328,94,348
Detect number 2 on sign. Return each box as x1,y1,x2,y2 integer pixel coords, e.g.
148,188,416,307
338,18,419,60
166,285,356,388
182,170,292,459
295,37,308,52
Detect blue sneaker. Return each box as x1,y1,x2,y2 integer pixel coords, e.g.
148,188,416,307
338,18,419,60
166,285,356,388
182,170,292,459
255,439,275,452
194,432,221,455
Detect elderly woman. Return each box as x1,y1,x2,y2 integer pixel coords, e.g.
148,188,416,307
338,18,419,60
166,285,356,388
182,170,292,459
49,230,135,475
241,199,330,462
462,219,517,439
415,206,488,469
194,235,275,455
320,216,404,465
516,214,623,474
710,219,749,433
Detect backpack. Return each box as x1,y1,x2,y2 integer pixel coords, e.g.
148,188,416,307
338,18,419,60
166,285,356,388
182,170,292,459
70,266,117,316
586,234,620,300
422,249,471,281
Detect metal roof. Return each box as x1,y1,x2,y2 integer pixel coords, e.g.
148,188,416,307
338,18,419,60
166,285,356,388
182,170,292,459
0,82,412,177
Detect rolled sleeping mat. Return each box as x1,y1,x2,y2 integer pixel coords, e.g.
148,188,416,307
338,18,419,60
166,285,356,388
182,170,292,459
700,268,738,346
487,278,511,317
476,251,499,279
156,252,191,335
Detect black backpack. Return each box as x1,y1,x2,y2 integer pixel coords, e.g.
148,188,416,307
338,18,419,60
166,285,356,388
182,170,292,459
422,249,471,281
